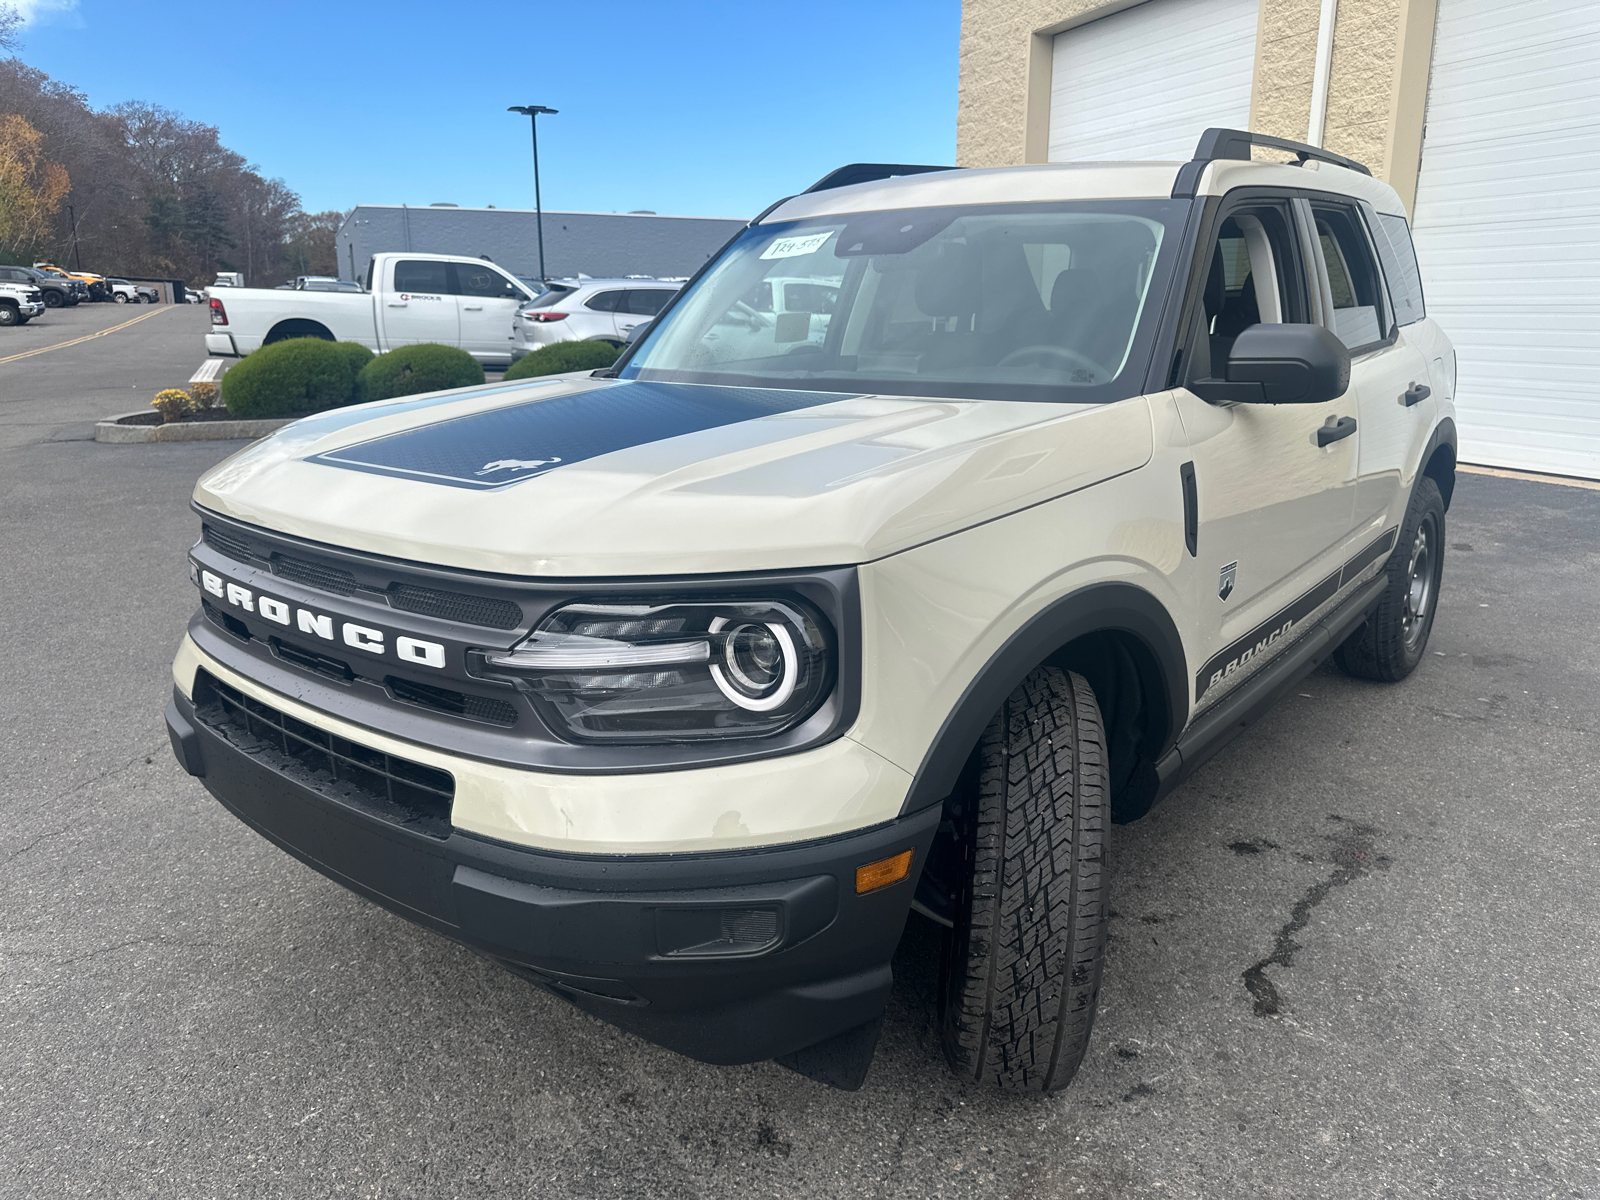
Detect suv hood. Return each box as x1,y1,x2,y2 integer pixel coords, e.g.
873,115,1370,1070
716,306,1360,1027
196,377,1153,576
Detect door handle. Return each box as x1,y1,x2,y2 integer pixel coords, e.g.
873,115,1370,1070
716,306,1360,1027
463,304,483,311
386,301,407,308
1317,415,1358,447
1403,382,1431,407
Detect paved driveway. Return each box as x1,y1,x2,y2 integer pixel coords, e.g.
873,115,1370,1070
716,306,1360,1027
2,324,1597,1198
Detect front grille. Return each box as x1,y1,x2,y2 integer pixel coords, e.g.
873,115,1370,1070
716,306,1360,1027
269,636,354,684
202,599,251,641
193,670,454,838
387,582,522,630
386,676,518,727
202,523,260,564
201,518,528,630
271,553,358,596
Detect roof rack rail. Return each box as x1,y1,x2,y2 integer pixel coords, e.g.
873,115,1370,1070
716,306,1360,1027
802,163,959,194
1171,127,1371,198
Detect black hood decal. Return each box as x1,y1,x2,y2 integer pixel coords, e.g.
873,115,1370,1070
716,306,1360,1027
305,380,856,490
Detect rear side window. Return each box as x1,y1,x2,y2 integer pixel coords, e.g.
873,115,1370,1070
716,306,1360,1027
393,260,449,293
1370,212,1426,326
623,289,675,316
585,290,626,313
1310,204,1389,351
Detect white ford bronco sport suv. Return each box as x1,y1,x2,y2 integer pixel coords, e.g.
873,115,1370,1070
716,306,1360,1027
167,129,1456,1093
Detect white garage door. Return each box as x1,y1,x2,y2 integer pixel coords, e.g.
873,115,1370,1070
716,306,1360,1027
1048,0,1260,162
1411,0,1600,479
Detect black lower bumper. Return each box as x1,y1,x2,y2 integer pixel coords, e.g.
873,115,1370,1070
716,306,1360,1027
167,685,936,1067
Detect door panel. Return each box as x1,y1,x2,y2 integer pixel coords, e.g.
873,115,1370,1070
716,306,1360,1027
453,261,527,362
384,259,459,347
1304,200,1431,532
1179,201,1360,709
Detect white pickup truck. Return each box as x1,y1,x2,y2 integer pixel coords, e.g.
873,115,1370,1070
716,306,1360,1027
204,252,539,366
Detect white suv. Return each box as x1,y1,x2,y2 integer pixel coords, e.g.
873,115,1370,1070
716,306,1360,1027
167,129,1456,1094
511,278,681,356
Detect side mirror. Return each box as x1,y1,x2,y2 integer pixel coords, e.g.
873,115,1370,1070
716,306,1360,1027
1192,323,1350,405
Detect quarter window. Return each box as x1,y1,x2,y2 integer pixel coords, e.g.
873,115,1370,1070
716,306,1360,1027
1371,212,1426,326
392,260,449,293
1310,204,1389,350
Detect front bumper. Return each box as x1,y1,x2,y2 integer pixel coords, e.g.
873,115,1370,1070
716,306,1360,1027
21,302,43,317
165,683,937,1066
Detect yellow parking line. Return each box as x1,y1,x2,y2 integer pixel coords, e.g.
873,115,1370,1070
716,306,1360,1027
0,304,173,366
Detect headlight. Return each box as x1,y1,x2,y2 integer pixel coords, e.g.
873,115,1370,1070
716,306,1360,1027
476,599,833,742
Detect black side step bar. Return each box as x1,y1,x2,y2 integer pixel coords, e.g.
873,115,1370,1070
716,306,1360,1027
1153,572,1388,801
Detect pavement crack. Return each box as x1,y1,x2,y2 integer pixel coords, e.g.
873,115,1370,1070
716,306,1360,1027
0,743,167,867
1242,815,1390,1017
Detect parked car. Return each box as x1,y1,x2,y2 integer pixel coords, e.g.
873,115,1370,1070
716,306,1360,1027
167,128,1456,1095
212,272,245,288
33,262,100,301
0,276,46,325
104,278,159,304
23,265,84,306
203,252,540,367
511,277,681,357
0,265,66,309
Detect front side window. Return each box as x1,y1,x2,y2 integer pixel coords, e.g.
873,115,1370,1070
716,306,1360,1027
1198,203,1307,368
453,262,522,300
1311,204,1389,351
393,260,449,293
622,200,1188,403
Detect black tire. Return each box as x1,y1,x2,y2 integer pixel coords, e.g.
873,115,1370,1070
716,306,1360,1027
42,291,62,308
939,666,1108,1092
1335,475,1446,682
0,304,17,327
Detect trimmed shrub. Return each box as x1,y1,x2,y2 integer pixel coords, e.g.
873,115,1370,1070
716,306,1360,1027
151,388,191,423
222,337,364,418
503,339,622,381
331,340,376,380
357,343,484,402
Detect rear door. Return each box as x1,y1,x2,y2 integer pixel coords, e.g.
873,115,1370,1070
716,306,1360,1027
615,288,676,341
1301,197,1433,538
452,261,530,362
1175,197,1361,709
381,259,458,347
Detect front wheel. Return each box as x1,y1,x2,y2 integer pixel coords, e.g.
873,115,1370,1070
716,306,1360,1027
939,666,1108,1092
1335,475,1446,681
114,292,129,303
0,305,18,326
42,291,62,308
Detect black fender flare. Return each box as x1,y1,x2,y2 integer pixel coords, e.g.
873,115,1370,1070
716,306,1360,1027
898,582,1188,816
1419,416,1458,509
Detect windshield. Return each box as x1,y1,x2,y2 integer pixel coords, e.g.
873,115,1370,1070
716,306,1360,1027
621,200,1187,403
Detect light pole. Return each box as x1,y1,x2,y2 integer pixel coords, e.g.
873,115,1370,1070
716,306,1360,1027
507,105,557,281
66,203,82,271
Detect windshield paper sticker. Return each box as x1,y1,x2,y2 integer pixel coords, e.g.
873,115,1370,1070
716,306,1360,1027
759,231,834,260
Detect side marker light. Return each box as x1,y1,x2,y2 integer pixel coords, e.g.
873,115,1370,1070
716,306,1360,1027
856,849,914,894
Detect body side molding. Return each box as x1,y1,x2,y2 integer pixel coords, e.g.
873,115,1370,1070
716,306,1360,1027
898,582,1188,816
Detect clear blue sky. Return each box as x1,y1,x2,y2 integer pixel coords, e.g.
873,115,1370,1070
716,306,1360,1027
13,0,959,219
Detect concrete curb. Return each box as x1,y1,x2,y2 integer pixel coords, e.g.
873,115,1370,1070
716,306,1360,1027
94,410,295,443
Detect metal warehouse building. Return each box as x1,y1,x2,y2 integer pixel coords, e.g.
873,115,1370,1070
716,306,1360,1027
335,205,747,287
960,0,1600,480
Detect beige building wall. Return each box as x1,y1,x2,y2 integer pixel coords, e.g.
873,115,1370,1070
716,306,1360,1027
958,0,1438,210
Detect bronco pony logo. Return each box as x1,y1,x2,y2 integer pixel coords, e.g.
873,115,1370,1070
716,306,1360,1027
474,457,563,476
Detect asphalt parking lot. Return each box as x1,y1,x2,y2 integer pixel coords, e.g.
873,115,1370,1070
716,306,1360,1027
3,316,1598,1198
